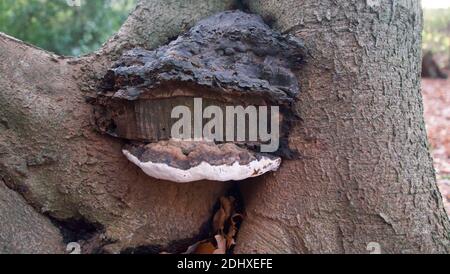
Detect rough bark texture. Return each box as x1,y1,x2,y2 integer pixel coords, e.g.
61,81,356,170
235,0,450,253
1,0,449,254
0,179,65,254
0,0,236,253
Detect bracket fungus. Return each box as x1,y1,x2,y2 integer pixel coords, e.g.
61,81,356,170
123,141,281,183
94,10,306,183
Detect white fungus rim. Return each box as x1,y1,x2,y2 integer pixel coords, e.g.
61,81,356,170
123,149,281,183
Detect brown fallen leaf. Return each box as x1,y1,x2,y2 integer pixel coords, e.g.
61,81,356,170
212,196,236,234
221,196,235,218
193,240,217,254
212,207,227,234
226,213,243,249
180,195,243,254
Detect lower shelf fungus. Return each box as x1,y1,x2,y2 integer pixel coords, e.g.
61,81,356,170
122,141,281,183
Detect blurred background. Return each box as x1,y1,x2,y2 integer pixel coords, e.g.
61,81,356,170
0,0,449,216
0,0,136,56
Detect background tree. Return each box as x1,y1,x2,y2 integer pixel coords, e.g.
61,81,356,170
422,7,450,68
0,0,449,253
0,0,135,56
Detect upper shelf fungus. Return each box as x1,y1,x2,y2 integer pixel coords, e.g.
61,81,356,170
94,10,306,183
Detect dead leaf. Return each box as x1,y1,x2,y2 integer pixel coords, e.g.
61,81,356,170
225,213,243,249
231,213,243,225
221,196,235,217
193,240,216,254
212,207,227,234
181,196,243,254
212,196,236,234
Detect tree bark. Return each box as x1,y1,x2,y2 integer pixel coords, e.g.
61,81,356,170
235,0,450,253
0,0,449,254
0,179,65,254
0,0,236,254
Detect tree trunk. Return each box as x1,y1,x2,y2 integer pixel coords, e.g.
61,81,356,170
0,0,236,254
0,0,449,254
235,0,450,253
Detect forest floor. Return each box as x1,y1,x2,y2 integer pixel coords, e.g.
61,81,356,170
422,75,450,217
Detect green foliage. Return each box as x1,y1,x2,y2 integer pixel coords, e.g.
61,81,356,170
423,8,450,58
0,0,136,56
2,1,446,60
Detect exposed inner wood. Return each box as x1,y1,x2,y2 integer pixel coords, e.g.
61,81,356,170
94,93,277,143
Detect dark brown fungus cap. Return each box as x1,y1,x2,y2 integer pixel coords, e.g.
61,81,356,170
100,10,306,104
